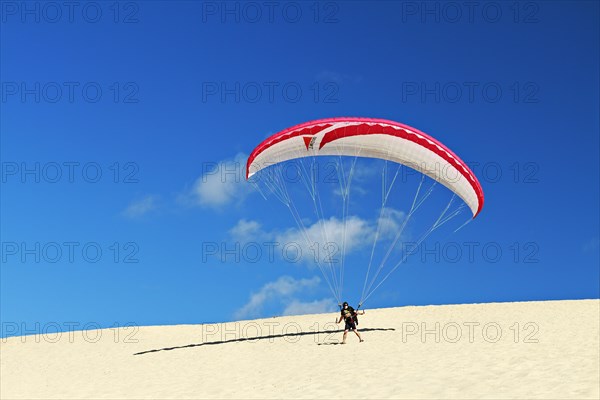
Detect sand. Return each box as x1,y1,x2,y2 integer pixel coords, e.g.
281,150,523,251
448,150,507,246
1,299,598,399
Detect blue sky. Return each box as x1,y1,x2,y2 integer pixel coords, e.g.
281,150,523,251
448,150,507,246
1,1,598,336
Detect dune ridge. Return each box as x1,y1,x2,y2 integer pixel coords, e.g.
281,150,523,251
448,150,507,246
2,299,598,399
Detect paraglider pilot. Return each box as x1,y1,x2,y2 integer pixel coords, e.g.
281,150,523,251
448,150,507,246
336,302,365,344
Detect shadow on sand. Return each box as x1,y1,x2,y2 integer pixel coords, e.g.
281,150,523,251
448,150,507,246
133,327,395,356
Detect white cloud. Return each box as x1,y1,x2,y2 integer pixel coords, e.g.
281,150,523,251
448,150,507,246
184,153,250,208
122,195,159,218
229,219,267,243
282,298,338,316
228,207,406,266
276,216,373,264
276,209,406,262
234,276,321,319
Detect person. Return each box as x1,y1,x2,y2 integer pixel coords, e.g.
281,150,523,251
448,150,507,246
336,301,365,344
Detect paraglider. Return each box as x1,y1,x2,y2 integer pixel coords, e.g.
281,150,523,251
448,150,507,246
247,117,484,308
336,301,365,344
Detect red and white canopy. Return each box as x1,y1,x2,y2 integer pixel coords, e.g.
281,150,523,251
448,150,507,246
247,117,484,217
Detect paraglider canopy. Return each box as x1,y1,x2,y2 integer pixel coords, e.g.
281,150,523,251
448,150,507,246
247,117,483,217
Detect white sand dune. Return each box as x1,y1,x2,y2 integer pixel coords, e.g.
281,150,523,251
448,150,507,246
2,299,598,399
